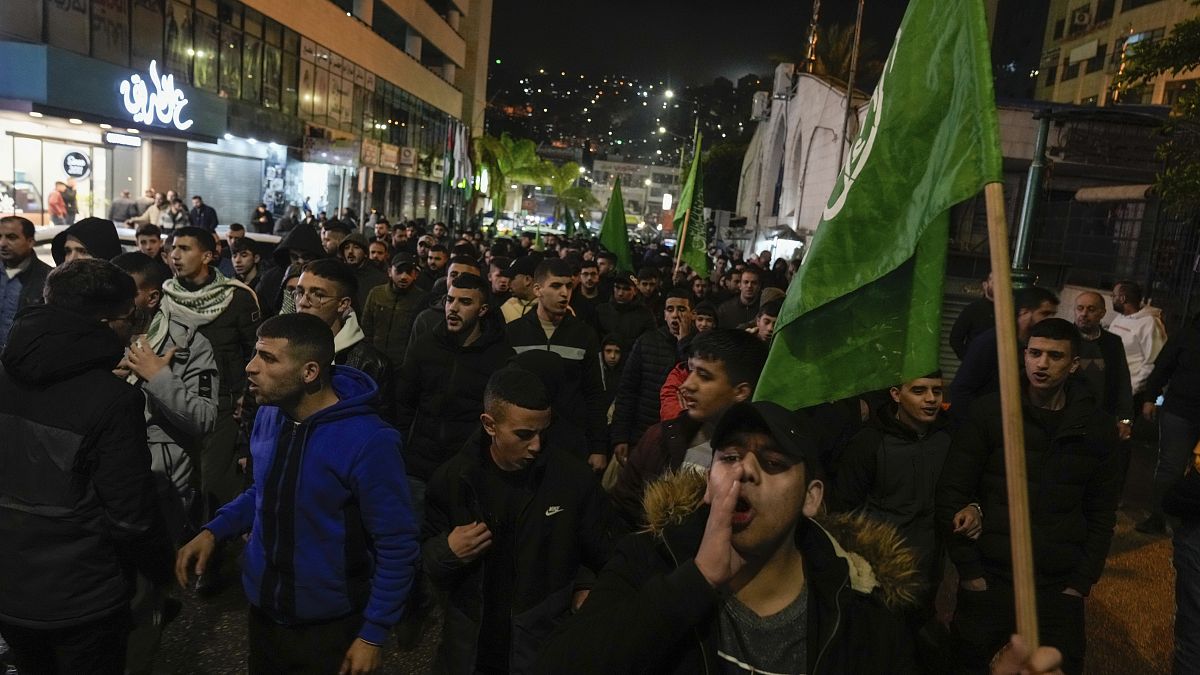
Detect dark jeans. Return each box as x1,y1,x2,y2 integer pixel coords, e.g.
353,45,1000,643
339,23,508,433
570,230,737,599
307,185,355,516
952,580,1085,675
1175,521,1200,673
1154,411,1200,517
247,606,362,674
1,608,131,675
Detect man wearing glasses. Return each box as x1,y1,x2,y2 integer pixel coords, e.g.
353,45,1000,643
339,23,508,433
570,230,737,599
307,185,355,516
0,259,174,673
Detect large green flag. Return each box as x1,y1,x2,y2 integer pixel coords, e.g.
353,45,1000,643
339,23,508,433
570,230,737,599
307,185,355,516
755,0,1003,409
562,205,575,238
674,133,708,276
600,178,634,273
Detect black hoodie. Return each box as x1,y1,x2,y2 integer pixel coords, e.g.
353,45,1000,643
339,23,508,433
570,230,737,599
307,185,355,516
256,223,326,316
50,217,123,264
0,305,172,628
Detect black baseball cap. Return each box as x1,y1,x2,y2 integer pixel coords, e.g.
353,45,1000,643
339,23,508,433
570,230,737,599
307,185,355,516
711,401,819,470
501,255,539,278
391,252,418,271
611,273,637,288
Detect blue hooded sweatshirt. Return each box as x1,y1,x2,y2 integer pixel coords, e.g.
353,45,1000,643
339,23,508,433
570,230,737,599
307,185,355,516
206,366,417,645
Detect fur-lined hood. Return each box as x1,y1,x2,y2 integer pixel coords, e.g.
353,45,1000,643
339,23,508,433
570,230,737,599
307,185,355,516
642,469,922,611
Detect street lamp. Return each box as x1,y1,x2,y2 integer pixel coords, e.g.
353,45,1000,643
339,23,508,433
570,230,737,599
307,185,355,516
664,89,675,99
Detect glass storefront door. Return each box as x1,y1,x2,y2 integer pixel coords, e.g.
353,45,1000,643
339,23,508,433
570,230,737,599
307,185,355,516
1,133,109,226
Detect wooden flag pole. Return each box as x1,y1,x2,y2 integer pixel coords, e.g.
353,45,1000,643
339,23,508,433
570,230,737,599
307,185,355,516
983,181,1039,647
674,207,692,276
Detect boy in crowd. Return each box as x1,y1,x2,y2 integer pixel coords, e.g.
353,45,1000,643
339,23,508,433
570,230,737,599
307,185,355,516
230,238,263,287
611,329,767,527
752,299,781,343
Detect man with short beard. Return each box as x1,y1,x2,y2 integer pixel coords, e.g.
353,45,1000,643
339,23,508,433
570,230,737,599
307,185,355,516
361,253,426,378
368,240,391,269
716,265,761,329
1073,291,1133,441
176,314,418,674
0,216,51,350
410,255,481,339
396,273,513,518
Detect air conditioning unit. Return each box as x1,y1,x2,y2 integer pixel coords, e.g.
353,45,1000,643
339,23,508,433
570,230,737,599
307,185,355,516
751,91,770,121
772,63,796,100
1073,9,1091,27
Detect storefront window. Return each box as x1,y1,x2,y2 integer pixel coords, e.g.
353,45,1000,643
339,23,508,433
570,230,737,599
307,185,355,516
131,0,165,71
164,1,193,84
193,12,220,92
299,58,315,119
220,24,243,99
46,0,90,56
92,0,131,66
314,67,329,125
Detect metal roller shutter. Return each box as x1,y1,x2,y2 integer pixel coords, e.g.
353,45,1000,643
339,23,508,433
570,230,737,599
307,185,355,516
186,151,263,227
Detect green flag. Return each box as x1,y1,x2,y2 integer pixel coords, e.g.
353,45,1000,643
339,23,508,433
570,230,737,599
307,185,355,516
562,205,576,238
755,0,1003,409
600,177,634,273
673,133,708,276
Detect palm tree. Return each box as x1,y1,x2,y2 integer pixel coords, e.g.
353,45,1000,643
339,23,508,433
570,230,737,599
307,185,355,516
544,161,596,232
471,132,551,214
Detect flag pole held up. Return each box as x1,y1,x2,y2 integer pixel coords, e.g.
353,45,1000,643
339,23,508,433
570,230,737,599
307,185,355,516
984,181,1040,647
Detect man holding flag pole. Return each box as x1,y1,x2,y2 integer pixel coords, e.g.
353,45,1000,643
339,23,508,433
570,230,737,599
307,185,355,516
538,0,1065,672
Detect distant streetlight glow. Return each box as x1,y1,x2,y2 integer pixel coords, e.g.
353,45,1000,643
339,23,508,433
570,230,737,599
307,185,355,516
664,89,675,99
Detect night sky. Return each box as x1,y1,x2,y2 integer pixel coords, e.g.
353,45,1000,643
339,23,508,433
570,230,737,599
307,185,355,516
490,1,909,86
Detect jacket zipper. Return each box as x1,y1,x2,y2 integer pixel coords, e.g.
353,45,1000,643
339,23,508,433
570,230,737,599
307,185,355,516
811,576,846,674
661,536,710,675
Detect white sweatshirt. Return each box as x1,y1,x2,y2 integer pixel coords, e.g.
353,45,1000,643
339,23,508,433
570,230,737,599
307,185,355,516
1108,305,1166,394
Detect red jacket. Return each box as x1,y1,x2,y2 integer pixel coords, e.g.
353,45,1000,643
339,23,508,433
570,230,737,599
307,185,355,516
658,363,689,421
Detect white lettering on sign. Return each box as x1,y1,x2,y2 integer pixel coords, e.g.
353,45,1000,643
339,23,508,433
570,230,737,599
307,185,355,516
119,60,194,131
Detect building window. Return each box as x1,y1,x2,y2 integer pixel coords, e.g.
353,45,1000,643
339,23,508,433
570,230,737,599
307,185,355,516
1086,44,1108,73
1063,58,1081,81
1044,64,1059,86
131,0,165,71
92,0,131,67
1122,0,1165,11
46,0,89,56
1095,0,1116,22
220,24,243,99
1053,18,1065,39
1164,78,1200,108
1068,6,1091,36
192,11,220,91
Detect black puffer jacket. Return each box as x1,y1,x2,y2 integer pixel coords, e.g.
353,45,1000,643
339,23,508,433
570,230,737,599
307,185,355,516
596,299,654,353
833,402,951,589
0,305,173,628
610,327,680,448
1145,321,1200,423
397,317,513,480
334,318,395,424
936,383,1122,593
536,470,920,675
422,431,618,674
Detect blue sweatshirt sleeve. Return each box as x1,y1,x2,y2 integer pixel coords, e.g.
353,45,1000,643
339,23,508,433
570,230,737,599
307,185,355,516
205,484,257,541
351,428,420,645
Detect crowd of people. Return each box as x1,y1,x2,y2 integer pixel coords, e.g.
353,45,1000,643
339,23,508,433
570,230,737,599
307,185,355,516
2,200,1191,674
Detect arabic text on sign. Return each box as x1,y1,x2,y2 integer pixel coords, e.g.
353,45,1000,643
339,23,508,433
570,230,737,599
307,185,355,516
119,60,194,131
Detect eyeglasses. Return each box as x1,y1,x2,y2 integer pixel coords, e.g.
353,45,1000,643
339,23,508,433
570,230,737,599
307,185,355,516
290,288,339,305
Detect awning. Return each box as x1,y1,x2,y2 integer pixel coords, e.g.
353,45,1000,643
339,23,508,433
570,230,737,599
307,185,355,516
1074,184,1154,202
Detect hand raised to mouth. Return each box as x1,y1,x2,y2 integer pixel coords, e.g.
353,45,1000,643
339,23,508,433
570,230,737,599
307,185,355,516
695,464,747,588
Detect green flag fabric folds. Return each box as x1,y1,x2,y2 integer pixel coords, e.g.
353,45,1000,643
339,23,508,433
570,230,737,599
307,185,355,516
674,133,708,276
600,177,634,274
755,0,1003,409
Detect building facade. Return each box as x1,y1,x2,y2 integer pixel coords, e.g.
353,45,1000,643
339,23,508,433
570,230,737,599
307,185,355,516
589,159,680,227
0,0,490,228
1035,0,1199,106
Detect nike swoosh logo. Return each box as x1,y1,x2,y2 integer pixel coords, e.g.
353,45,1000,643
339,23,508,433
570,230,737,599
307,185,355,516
545,506,564,517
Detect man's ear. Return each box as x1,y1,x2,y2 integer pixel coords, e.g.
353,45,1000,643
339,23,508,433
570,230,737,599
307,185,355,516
301,360,322,385
732,382,753,403
337,296,353,317
889,386,902,403
479,303,490,317
1069,356,1081,375
802,479,824,518
148,288,162,311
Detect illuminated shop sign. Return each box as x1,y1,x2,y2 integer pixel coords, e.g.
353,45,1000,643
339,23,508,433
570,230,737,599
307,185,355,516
119,60,193,131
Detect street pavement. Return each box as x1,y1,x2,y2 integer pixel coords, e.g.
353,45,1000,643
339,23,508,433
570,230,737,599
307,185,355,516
151,438,1175,674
